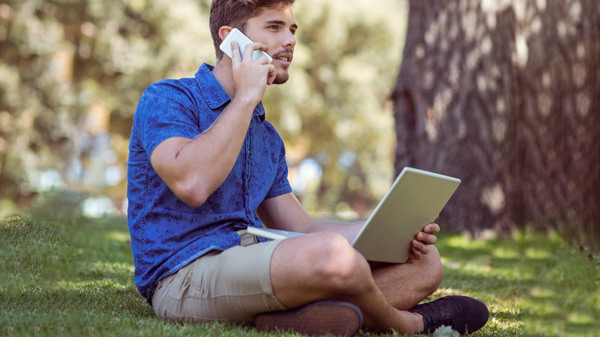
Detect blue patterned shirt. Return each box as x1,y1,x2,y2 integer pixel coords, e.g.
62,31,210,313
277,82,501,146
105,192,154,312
127,63,292,302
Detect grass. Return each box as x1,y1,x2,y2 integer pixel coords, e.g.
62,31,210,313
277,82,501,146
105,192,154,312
1,214,599,337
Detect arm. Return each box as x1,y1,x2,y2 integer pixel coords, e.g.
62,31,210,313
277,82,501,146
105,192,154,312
258,193,440,259
257,192,363,242
150,97,256,207
150,43,275,207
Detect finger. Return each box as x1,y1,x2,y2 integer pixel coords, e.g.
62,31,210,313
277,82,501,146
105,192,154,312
243,42,263,61
231,41,241,64
417,231,438,245
411,239,430,255
249,42,273,63
411,246,422,260
424,222,440,234
411,243,428,259
253,42,269,53
258,56,272,65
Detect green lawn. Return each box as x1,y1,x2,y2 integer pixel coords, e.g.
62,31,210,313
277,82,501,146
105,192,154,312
1,214,599,337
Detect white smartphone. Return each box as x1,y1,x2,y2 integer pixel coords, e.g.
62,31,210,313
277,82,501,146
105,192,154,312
219,28,273,63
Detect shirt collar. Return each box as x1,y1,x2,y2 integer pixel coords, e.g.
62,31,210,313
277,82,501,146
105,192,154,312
196,63,265,121
196,63,231,110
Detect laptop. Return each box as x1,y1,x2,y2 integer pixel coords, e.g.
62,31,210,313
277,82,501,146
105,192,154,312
247,167,461,263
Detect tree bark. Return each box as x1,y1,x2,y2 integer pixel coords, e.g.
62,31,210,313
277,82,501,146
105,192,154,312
393,0,600,248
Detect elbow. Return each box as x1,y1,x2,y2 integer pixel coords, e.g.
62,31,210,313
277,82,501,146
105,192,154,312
172,179,212,208
180,193,209,208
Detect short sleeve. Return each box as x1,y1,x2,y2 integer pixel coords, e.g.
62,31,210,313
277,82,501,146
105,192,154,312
133,80,201,159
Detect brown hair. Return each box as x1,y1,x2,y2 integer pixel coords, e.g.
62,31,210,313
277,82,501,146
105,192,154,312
210,0,295,59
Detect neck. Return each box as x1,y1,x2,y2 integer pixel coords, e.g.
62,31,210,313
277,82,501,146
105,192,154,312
212,57,236,98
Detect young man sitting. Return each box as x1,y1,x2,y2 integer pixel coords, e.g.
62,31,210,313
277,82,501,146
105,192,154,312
126,0,489,335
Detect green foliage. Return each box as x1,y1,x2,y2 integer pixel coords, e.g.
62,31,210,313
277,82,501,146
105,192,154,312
265,0,407,214
0,0,407,217
0,0,213,201
2,214,599,336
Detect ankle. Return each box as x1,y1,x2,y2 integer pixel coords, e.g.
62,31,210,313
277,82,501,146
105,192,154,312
407,311,425,334
373,309,424,334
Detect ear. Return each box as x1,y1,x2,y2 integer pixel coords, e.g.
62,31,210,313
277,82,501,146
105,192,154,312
218,26,233,41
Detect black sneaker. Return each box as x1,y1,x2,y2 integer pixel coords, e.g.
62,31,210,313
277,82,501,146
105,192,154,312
254,300,363,336
409,296,489,335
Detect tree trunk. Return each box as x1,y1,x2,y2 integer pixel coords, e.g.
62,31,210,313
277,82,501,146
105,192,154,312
392,0,600,248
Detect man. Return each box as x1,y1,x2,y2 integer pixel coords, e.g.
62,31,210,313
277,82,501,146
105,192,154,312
127,0,489,335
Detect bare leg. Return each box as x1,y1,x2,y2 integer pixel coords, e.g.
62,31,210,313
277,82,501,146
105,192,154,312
269,232,425,333
371,246,444,310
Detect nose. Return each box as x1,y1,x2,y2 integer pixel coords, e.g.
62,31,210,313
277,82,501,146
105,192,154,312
283,29,296,48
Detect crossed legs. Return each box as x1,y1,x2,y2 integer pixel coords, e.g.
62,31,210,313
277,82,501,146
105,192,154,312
269,232,444,334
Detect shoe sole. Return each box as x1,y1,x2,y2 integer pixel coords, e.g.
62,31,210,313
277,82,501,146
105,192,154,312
254,300,363,336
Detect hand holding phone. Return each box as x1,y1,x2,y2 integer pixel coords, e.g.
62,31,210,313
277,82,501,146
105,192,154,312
219,28,273,63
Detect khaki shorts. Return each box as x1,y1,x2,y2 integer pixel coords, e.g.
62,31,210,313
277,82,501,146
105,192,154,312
151,231,287,324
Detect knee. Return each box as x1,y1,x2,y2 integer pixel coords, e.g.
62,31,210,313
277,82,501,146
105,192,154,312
308,233,372,292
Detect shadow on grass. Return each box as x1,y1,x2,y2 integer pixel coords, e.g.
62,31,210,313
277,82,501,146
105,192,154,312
435,230,600,337
3,215,600,337
2,283,151,316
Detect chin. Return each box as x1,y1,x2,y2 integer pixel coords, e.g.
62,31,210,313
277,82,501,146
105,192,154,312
273,72,289,85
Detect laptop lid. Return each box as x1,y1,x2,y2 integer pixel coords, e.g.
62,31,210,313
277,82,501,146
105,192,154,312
350,167,460,263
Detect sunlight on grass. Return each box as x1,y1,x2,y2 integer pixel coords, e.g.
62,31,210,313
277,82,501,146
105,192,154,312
106,230,131,243
485,316,523,335
567,312,595,325
2,215,599,337
523,247,552,260
445,234,490,251
56,278,131,292
492,247,520,259
524,287,561,316
88,260,135,274
437,228,600,337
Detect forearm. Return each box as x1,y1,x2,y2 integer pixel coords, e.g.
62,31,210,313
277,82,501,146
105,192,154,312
181,97,255,178
152,97,258,206
258,194,363,242
302,219,363,243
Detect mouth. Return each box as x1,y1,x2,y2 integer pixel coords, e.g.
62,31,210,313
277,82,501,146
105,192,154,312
273,52,293,66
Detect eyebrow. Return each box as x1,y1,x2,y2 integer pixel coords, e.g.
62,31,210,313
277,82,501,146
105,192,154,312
266,20,299,31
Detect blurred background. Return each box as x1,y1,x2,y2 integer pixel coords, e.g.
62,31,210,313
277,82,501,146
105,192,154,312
0,0,598,250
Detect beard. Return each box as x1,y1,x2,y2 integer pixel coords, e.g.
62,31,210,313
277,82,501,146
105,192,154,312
273,69,289,85
271,49,293,85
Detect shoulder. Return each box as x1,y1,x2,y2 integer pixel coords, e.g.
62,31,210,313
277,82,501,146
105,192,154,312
262,120,287,152
140,78,198,105
130,77,203,154
134,77,201,124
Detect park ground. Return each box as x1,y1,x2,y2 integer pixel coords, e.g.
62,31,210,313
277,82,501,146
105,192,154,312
1,214,599,337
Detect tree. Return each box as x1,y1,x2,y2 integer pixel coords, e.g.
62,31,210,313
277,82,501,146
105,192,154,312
392,0,600,249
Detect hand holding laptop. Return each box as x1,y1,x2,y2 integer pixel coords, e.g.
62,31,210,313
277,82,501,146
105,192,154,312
409,222,441,259
248,167,460,263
